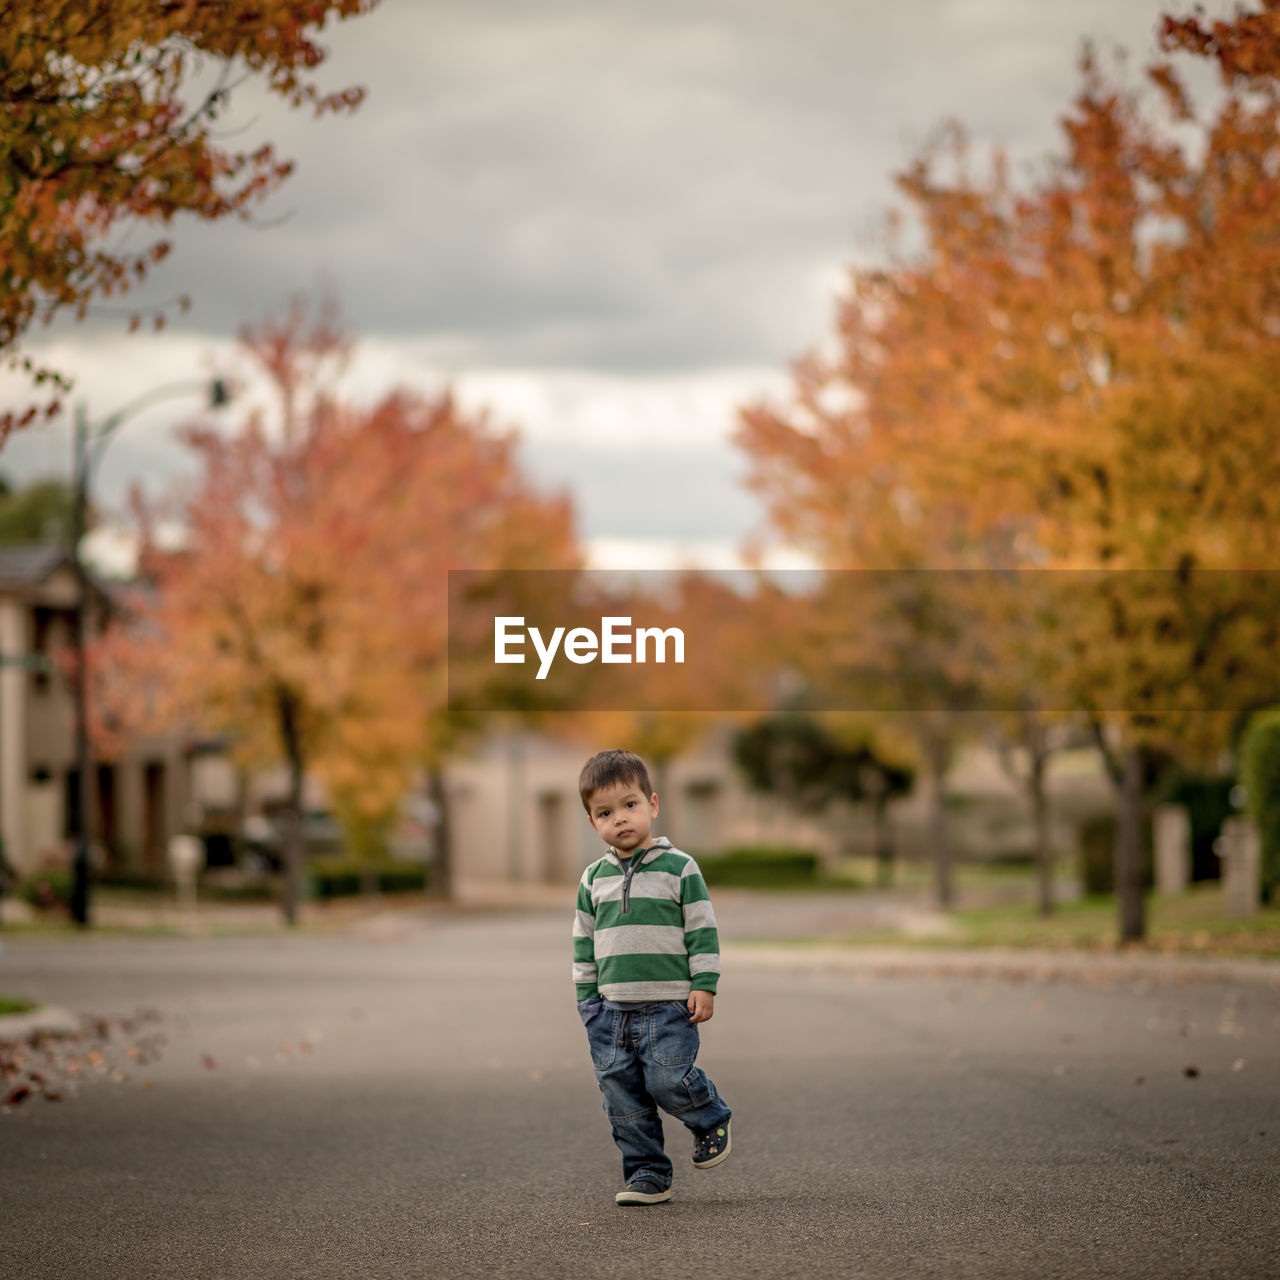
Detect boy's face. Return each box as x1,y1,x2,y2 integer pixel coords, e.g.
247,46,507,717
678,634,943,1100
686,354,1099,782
585,778,659,856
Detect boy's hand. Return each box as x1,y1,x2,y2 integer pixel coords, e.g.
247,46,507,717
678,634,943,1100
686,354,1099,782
687,990,714,1024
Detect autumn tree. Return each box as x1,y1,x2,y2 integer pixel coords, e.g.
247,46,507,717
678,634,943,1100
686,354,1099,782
0,0,377,436
739,8,1280,938
94,302,578,921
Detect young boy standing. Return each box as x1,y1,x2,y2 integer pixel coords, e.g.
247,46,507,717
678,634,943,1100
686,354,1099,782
573,748,733,1207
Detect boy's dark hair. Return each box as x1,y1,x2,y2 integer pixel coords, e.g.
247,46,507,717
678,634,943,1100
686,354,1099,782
578,749,654,812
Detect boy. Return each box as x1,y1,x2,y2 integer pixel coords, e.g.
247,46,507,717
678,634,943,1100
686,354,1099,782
573,748,733,1207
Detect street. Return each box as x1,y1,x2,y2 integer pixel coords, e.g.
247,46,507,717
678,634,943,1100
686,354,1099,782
1,908,1277,1280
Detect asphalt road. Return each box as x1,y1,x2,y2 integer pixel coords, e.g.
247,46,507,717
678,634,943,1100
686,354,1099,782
1,909,1277,1280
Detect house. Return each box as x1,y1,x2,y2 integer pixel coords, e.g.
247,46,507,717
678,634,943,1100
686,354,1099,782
0,544,195,880
444,726,853,886
442,724,1112,888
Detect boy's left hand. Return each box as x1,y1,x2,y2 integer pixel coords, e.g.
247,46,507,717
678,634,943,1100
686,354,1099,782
687,990,714,1024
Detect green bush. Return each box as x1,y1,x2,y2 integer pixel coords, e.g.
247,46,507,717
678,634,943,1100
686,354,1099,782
692,845,821,888
1077,813,1153,895
1240,707,1280,904
20,867,73,912
305,858,429,899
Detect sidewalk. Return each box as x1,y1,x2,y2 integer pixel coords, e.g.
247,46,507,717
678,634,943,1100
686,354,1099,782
4,885,1277,991
0,877,570,937
727,941,1280,988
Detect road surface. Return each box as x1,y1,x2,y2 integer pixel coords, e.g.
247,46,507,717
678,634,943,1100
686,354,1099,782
1,908,1276,1279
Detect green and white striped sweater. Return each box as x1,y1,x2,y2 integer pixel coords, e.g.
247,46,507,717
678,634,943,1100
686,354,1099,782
573,837,721,1002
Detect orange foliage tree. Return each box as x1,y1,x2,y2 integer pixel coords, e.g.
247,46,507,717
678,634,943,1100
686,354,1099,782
0,0,377,437
738,5,1280,936
94,303,578,920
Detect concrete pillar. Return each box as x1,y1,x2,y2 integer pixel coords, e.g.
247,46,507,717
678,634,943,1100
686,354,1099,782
1215,815,1260,917
1154,803,1191,896
0,600,29,874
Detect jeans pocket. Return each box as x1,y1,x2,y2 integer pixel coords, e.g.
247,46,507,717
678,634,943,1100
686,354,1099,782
650,1002,699,1066
584,1007,616,1070
682,1065,713,1109
577,997,603,1027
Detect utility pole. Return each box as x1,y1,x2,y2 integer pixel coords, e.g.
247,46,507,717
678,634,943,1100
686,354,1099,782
67,379,230,928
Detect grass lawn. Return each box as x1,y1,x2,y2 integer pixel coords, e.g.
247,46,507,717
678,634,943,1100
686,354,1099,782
785,883,1280,958
947,886,1280,957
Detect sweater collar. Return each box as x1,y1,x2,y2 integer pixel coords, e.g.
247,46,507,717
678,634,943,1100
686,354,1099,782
607,835,672,867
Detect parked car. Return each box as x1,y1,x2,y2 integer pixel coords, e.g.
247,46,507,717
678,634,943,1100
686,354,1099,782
239,809,344,871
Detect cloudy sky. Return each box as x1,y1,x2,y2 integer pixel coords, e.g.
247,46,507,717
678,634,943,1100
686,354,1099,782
0,0,1213,570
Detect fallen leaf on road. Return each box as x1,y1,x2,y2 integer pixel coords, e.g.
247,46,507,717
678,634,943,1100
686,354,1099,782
1183,1065,1200,1078
1133,1075,1145,1085
201,1056,216,1070
1233,1059,1245,1071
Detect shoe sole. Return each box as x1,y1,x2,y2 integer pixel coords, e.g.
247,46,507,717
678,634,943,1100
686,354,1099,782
615,1188,672,1206
692,1122,732,1169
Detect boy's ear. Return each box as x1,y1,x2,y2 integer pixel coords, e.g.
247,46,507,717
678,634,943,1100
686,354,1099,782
649,792,660,817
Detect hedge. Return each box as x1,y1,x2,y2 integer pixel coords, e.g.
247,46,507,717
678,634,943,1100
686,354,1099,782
306,858,429,899
691,845,821,888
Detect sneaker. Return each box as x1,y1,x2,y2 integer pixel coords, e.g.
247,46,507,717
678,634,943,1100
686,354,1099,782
691,1118,731,1169
615,1177,672,1206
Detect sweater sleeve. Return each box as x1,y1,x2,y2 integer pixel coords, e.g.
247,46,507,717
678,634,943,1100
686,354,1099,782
572,872,599,1000
679,857,721,994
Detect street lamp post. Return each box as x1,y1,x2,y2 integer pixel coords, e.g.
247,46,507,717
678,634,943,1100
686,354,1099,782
69,378,230,928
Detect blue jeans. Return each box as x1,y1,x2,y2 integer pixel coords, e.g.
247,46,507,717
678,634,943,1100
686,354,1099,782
578,997,732,1189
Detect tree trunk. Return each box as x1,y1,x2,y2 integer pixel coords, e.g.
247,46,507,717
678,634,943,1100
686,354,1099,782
277,687,305,927
1029,748,1053,918
426,765,452,901
927,736,953,909
873,793,894,888
652,757,672,824
1116,741,1146,942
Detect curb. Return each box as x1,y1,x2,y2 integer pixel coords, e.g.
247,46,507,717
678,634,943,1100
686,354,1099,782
724,943,1280,989
0,1005,82,1042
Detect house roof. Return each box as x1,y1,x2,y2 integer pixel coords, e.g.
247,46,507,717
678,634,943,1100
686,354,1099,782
0,543,71,590
0,543,114,606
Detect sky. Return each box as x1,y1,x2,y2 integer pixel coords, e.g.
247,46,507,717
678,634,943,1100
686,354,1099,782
0,0,1216,572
